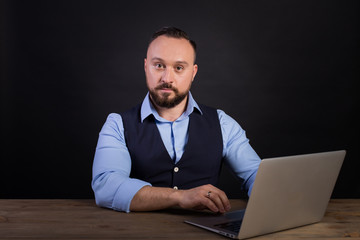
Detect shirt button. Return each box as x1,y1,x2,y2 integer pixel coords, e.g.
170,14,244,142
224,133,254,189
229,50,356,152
173,186,178,190
174,167,179,173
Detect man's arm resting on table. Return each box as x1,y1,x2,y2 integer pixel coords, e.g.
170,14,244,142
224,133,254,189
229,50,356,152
130,184,231,213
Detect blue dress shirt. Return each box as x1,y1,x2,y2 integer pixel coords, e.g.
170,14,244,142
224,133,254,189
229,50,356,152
92,92,261,212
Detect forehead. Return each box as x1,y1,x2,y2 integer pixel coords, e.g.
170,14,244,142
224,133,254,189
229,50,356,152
147,36,195,63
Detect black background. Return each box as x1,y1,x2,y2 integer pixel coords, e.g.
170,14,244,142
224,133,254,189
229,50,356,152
1,0,359,199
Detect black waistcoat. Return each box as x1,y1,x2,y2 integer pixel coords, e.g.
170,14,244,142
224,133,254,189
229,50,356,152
121,104,223,190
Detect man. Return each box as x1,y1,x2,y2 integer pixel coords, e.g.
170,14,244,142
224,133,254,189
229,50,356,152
92,27,261,213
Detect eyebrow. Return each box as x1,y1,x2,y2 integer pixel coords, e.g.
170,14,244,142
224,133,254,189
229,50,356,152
151,57,189,66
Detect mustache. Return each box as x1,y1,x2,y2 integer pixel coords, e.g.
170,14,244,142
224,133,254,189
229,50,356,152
155,83,178,92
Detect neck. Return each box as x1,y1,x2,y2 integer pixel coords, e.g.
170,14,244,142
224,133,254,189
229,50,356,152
152,96,188,122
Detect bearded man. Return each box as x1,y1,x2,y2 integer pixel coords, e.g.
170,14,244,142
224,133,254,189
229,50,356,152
92,27,261,213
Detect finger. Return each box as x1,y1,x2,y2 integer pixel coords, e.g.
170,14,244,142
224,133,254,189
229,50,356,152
206,188,231,213
202,197,219,213
208,191,227,213
217,190,231,211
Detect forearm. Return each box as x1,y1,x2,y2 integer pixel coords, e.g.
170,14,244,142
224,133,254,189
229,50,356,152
130,184,231,213
130,186,180,211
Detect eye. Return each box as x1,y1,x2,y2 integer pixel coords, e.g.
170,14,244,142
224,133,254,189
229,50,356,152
154,63,165,69
175,65,184,71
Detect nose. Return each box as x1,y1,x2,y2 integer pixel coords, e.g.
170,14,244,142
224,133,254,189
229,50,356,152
161,68,174,83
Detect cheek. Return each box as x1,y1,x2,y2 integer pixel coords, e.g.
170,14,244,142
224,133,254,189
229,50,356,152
178,74,193,89
146,70,160,87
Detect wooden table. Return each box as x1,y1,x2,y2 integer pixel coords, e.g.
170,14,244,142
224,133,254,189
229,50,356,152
0,199,359,239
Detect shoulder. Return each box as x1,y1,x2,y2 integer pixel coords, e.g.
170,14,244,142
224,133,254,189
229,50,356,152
197,105,238,125
216,109,240,127
197,104,219,118
216,109,245,139
120,104,142,123
101,113,124,135
106,113,123,124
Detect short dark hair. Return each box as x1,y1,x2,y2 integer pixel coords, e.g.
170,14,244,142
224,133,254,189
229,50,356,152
149,26,197,62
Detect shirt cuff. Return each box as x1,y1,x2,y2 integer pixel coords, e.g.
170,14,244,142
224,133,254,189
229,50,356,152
112,178,151,213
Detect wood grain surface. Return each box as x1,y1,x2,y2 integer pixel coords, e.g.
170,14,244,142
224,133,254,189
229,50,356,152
0,199,359,239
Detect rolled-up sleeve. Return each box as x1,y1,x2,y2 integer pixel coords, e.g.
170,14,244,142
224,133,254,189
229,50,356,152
218,110,261,196
91,113,151,212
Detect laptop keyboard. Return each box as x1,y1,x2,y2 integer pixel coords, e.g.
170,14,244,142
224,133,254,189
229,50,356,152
214,220,243,233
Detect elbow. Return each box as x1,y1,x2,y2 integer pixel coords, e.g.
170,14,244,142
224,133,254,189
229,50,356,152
93,187,107,208
91,174,114,209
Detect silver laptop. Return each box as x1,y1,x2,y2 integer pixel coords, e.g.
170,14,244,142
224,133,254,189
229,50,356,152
185,150,346,239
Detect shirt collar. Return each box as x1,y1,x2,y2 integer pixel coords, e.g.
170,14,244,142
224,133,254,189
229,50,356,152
140,91,203,123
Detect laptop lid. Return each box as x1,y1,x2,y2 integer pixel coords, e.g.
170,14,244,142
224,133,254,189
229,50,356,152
238,150,345,239
185,150,346,239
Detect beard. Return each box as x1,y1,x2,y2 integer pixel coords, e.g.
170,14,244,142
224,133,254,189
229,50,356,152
149,83,190,109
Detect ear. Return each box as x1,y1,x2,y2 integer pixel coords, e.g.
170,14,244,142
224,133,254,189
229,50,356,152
192,64,198,82
144,58,147,73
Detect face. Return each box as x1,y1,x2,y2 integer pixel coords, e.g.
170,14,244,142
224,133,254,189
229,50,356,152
144,36,198,109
